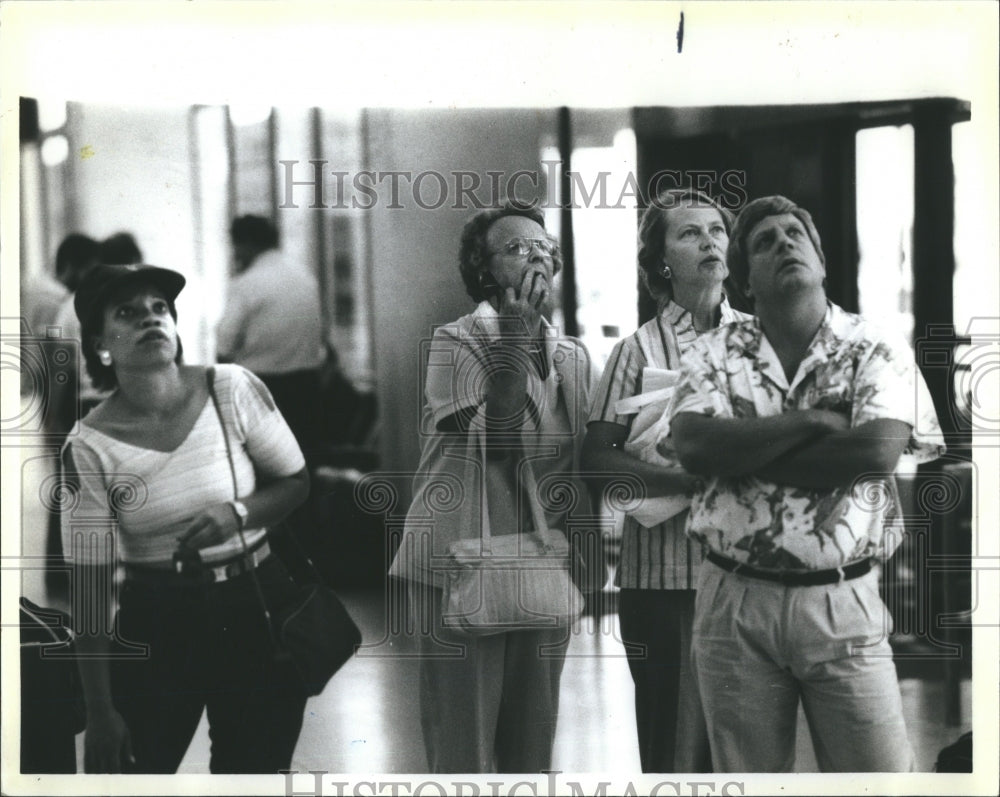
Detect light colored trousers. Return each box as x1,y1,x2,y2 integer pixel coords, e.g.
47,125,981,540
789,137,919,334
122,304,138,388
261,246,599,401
408,581,569,773
692,561,915,772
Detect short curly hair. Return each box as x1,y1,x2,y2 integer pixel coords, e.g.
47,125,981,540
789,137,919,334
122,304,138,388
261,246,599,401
457,202,562,302
726,195,825,306
637,188,735,306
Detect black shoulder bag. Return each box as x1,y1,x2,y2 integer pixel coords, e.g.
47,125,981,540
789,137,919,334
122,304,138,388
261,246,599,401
207,367,361,697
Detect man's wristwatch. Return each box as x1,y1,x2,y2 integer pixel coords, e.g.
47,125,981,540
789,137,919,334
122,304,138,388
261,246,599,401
229,500,249,531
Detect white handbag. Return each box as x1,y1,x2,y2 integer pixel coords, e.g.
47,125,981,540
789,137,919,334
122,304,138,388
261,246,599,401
442,463,584,636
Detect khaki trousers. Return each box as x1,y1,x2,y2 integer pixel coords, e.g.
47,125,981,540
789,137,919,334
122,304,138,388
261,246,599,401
692,561,915,772
408,581,569,773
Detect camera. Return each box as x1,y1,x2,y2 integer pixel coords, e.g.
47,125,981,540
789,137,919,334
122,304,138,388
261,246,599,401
1,318,79,444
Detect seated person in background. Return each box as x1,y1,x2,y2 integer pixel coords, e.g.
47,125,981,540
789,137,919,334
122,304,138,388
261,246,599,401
216,215,325,464
667,195,945,772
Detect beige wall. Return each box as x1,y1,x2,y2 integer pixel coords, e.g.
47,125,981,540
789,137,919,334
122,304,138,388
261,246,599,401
67,103,218,365
365,108,558,477
50,103,559,480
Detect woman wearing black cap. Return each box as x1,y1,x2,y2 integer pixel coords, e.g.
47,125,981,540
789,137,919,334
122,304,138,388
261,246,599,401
61,263,310,773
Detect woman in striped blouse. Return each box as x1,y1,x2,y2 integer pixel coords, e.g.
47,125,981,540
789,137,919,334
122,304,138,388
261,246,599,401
582,188,750,773
61,263,310,773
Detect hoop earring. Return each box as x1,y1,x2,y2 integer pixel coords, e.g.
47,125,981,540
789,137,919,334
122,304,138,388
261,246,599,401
98,350,113,367
661,266,672,279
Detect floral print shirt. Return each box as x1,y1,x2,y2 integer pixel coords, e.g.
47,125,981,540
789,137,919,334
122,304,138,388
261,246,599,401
668,303,945,571
587,297,750,589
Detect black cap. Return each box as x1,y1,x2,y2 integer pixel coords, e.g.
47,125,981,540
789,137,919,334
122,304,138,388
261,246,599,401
74,264,186,326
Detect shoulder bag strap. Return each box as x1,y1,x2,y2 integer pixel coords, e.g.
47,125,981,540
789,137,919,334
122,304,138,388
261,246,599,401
208,366,326,585
206,367,281,642
520,459,552,540
468,334,556,551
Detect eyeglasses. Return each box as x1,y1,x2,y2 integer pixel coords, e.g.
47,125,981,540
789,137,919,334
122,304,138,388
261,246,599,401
490,237,558,258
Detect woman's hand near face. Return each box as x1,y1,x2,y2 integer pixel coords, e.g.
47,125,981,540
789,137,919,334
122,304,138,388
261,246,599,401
497,269,548,343
177,502,240,550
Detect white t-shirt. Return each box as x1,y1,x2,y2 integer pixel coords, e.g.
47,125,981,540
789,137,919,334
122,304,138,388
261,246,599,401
61,364,305,567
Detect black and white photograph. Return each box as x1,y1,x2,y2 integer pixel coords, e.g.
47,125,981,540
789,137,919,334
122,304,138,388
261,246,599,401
2,3,997,795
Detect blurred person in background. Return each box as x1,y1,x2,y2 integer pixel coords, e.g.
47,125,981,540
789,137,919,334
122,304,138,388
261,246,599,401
20,269,68,339
98,232,144,267
19,232,92,342
26,234,105,602
53,230,145,421
217,215,326,465
56,233,103,293
20,233,95,407
18,233,100,773
582,188,750,773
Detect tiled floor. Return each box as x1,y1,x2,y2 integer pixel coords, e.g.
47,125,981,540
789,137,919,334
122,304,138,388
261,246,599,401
168,588,973,775
18,444,974,776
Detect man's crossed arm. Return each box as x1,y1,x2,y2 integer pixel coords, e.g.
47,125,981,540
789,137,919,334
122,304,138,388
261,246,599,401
668,410,911,490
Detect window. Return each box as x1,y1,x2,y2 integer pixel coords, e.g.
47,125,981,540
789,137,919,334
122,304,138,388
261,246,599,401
856,125,915,344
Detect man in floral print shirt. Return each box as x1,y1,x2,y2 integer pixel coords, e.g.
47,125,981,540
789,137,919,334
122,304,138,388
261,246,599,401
666,195,944,772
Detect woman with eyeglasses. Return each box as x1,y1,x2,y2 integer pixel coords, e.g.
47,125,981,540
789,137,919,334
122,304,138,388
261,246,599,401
582,188,751,773
389,202,595,773
60,263,310,773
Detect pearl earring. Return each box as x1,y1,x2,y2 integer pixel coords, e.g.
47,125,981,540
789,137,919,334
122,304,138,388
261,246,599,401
661,266,672,279
98,350,113,366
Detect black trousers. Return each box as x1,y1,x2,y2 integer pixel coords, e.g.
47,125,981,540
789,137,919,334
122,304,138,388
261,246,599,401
618,588,712,773
20,647,81,773
111,557,307,774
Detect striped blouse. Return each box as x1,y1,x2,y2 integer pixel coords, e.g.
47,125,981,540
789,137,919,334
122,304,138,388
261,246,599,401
587,298,750,590
61,364,305,567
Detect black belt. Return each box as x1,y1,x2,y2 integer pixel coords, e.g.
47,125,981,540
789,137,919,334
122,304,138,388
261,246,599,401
706,550,873,586
125,539,271,586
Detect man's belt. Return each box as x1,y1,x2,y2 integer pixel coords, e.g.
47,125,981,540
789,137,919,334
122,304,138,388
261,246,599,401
706,550,873,586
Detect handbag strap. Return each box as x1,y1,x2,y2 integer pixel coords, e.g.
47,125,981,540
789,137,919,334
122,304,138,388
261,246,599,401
206,367,281,644
206,366,325,578
520,459,553,539
478,451,554,550
467,332,563,550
